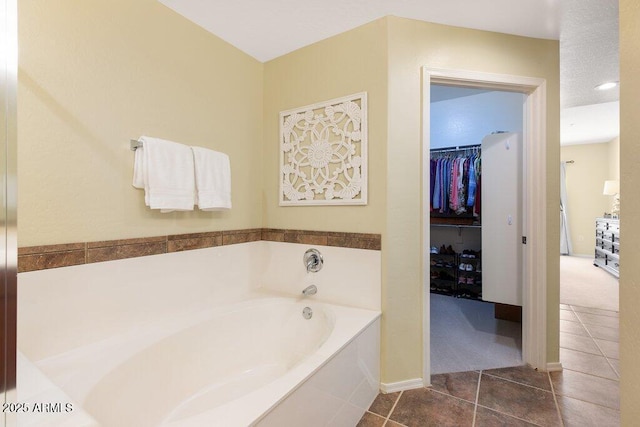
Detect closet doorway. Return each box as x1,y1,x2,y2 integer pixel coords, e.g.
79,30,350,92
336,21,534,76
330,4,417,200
429,85,524,375
421,68,550,384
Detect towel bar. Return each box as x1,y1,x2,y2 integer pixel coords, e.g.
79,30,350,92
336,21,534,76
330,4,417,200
130,139,142,151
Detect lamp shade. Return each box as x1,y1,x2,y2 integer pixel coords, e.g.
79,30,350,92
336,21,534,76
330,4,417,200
603,180,620,195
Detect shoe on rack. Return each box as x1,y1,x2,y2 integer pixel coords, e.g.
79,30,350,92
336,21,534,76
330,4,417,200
466,277,474,285
446,245,456,255
465,249,476,258
465,264,473,272
459,263,466,270
430,246,438,254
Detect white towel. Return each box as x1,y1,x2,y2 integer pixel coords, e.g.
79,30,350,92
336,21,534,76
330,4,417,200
132,136,195,212
191,146,231,210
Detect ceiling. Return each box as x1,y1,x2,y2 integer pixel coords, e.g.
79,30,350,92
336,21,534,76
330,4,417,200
158,0,619,146
560,0,619,145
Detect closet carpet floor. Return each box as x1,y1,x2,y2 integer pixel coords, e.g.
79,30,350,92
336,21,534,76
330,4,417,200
357,303,619,426
430,293,522,375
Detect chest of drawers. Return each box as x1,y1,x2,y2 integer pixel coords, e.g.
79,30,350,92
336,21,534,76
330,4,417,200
594,217,619,278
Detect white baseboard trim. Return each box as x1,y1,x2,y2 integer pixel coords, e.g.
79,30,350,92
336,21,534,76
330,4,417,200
380,378,424,393
546,362,563,372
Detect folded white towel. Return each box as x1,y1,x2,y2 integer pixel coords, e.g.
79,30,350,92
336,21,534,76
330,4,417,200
191,146,231,210
132,136,195,212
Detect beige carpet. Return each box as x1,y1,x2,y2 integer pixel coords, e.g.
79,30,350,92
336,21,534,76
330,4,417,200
560,255,619,312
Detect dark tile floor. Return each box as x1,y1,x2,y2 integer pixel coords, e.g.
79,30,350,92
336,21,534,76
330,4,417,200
357,303,619,427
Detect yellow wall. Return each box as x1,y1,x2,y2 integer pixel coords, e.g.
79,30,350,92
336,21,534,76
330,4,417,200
385,16,560,382
608,136,620,181
561,142,616,255
18,0,264,246
619,0,639,423
262,19,388,233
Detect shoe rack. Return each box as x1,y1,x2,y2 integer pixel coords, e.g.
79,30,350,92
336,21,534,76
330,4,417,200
430,246,482,300
457,251,482,300
430,248,457,296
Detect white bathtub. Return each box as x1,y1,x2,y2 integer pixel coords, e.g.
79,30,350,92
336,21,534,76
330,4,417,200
18,242,381,426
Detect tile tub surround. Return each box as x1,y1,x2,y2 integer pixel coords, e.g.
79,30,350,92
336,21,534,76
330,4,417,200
18,228,381,272
19,240,381,361
18,241,382,425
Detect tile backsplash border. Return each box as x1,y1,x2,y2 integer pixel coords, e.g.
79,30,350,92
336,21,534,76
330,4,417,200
18,229,381,273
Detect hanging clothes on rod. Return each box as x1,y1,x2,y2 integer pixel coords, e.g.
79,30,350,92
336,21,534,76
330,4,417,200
430,144,481,219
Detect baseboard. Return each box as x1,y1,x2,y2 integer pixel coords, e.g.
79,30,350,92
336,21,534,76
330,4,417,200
546,362,563,372
380,378,424,393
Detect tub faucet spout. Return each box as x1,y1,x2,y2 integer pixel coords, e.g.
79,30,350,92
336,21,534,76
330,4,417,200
302,285,317,296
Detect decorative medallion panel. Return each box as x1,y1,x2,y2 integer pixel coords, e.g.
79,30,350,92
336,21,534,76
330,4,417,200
279,92,368,206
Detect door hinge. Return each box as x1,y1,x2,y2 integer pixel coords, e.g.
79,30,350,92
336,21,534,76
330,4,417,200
522,236,527,244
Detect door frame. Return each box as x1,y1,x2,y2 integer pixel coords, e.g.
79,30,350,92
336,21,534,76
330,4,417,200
422,67,552,384
1,0,19,424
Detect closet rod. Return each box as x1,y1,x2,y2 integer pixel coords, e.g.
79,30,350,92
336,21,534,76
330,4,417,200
430,144,481,154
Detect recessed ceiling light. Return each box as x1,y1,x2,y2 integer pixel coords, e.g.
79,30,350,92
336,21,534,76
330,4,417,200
595,81,618,91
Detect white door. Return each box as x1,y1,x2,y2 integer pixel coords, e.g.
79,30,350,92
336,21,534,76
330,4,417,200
481,132,523,306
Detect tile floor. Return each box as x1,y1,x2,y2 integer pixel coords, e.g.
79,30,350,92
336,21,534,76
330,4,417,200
358,303,619,426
